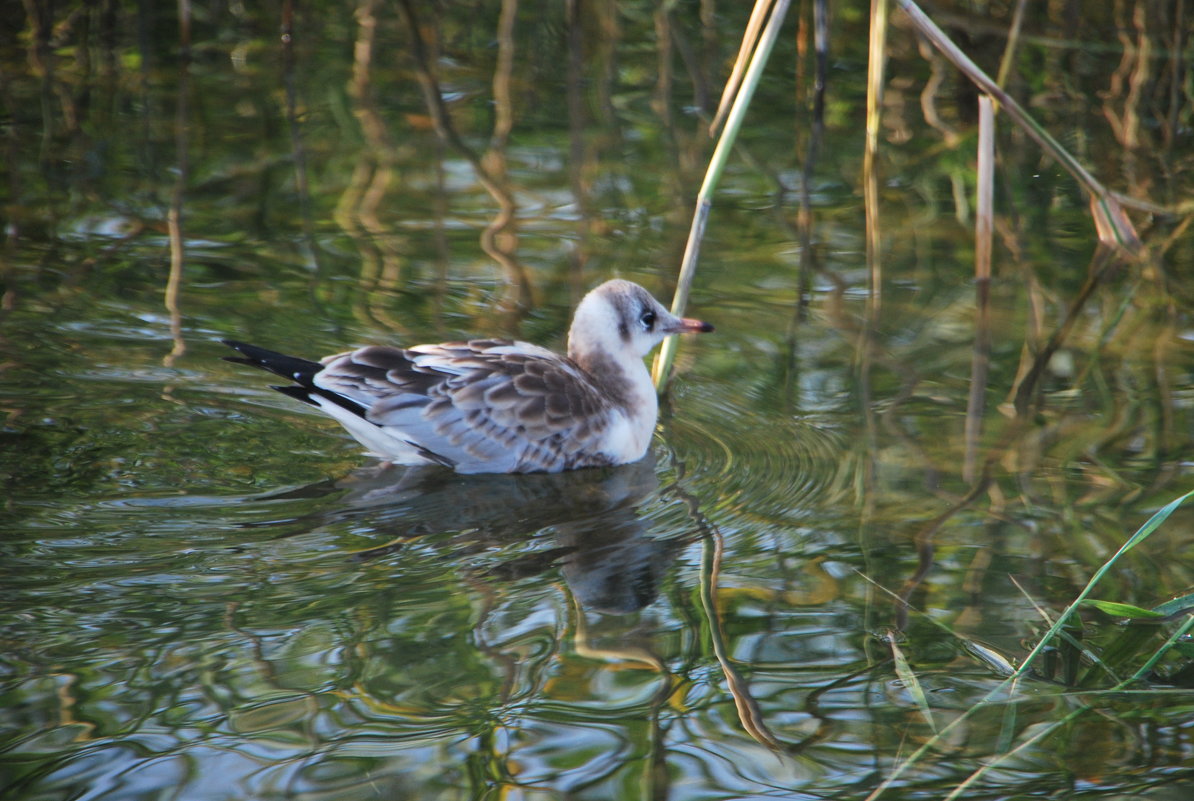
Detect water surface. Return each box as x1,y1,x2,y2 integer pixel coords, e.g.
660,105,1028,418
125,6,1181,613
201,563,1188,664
4,2,1194,799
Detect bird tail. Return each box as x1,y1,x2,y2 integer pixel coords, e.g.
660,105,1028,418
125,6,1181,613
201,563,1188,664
222,339,336,409
222,339,323,385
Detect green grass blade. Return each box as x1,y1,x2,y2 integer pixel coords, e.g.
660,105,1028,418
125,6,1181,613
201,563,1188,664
1015,488,1194,678
865,489,1194,800
887,634,937,732
1152,593,1194,619
943,613,1194,801
1084,600,1168,620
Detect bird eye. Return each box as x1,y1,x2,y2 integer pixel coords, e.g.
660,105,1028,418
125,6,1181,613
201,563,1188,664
640,310,656,331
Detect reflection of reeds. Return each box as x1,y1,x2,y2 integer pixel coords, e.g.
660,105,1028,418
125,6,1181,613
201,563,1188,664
683,484,782,750
785,0,828,398
164,1,192,368
1162,1,1187,151
280,0,321,283
396,0,533,315
1009,247,1123,416
337,0,406,334
895,0,1144,255
478,0,522,303
564,0,591,299
864,489,1194,801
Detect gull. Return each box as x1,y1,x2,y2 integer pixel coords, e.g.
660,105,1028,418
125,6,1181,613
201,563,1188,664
222,279,713,473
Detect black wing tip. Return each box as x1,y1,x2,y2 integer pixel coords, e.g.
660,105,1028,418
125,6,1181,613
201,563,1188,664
222,339,261,357
408,440,457,468
220,339,323,381
272,385,319,407
222,338,377,422
220,339,289,360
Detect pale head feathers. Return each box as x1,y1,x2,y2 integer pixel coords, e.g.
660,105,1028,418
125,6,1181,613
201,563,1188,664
567,279,698,362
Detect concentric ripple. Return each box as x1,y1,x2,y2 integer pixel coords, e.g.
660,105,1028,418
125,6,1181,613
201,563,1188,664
663,382,850,523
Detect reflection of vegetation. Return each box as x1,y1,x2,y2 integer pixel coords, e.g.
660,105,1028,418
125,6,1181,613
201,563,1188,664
864,489,1194,800
3,1,1194,799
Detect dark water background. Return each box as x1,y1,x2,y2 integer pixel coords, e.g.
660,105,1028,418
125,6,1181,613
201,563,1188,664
3,1,1194,798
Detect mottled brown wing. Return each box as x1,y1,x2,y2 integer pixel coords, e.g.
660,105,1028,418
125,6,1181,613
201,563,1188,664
314,340,618,472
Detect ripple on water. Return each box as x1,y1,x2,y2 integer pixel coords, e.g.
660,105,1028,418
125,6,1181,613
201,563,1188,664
667,383,849,522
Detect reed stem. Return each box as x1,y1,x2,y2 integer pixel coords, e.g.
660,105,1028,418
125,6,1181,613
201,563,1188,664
653,0,792,391
894,0,1141,254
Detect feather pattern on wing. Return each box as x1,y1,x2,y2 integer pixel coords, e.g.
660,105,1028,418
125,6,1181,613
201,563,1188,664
313,340,622,473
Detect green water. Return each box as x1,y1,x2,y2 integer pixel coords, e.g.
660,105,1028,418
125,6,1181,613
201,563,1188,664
4,1,1194,799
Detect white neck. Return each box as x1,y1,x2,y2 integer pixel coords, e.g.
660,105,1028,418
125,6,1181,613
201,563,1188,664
565,284,663,460
571,346,657,462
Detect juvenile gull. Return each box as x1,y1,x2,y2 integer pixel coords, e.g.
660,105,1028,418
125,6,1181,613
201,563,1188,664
223,279,713,473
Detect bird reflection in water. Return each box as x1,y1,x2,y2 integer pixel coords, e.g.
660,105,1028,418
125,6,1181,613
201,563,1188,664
265,455,687,615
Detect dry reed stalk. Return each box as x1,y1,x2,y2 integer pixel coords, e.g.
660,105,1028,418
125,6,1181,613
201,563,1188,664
653,0,792,390
963,96,995,484
708,0,774,136
863,0,888,318
894,0,1143,255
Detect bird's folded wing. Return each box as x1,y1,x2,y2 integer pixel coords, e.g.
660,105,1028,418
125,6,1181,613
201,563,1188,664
314,341,618,471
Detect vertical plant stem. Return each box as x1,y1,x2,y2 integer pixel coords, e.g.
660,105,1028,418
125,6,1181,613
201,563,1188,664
963,96,994,484
854,0,888,522
974,96,994,285
653,0,791,391
864,0,888,316
865,0,889,165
